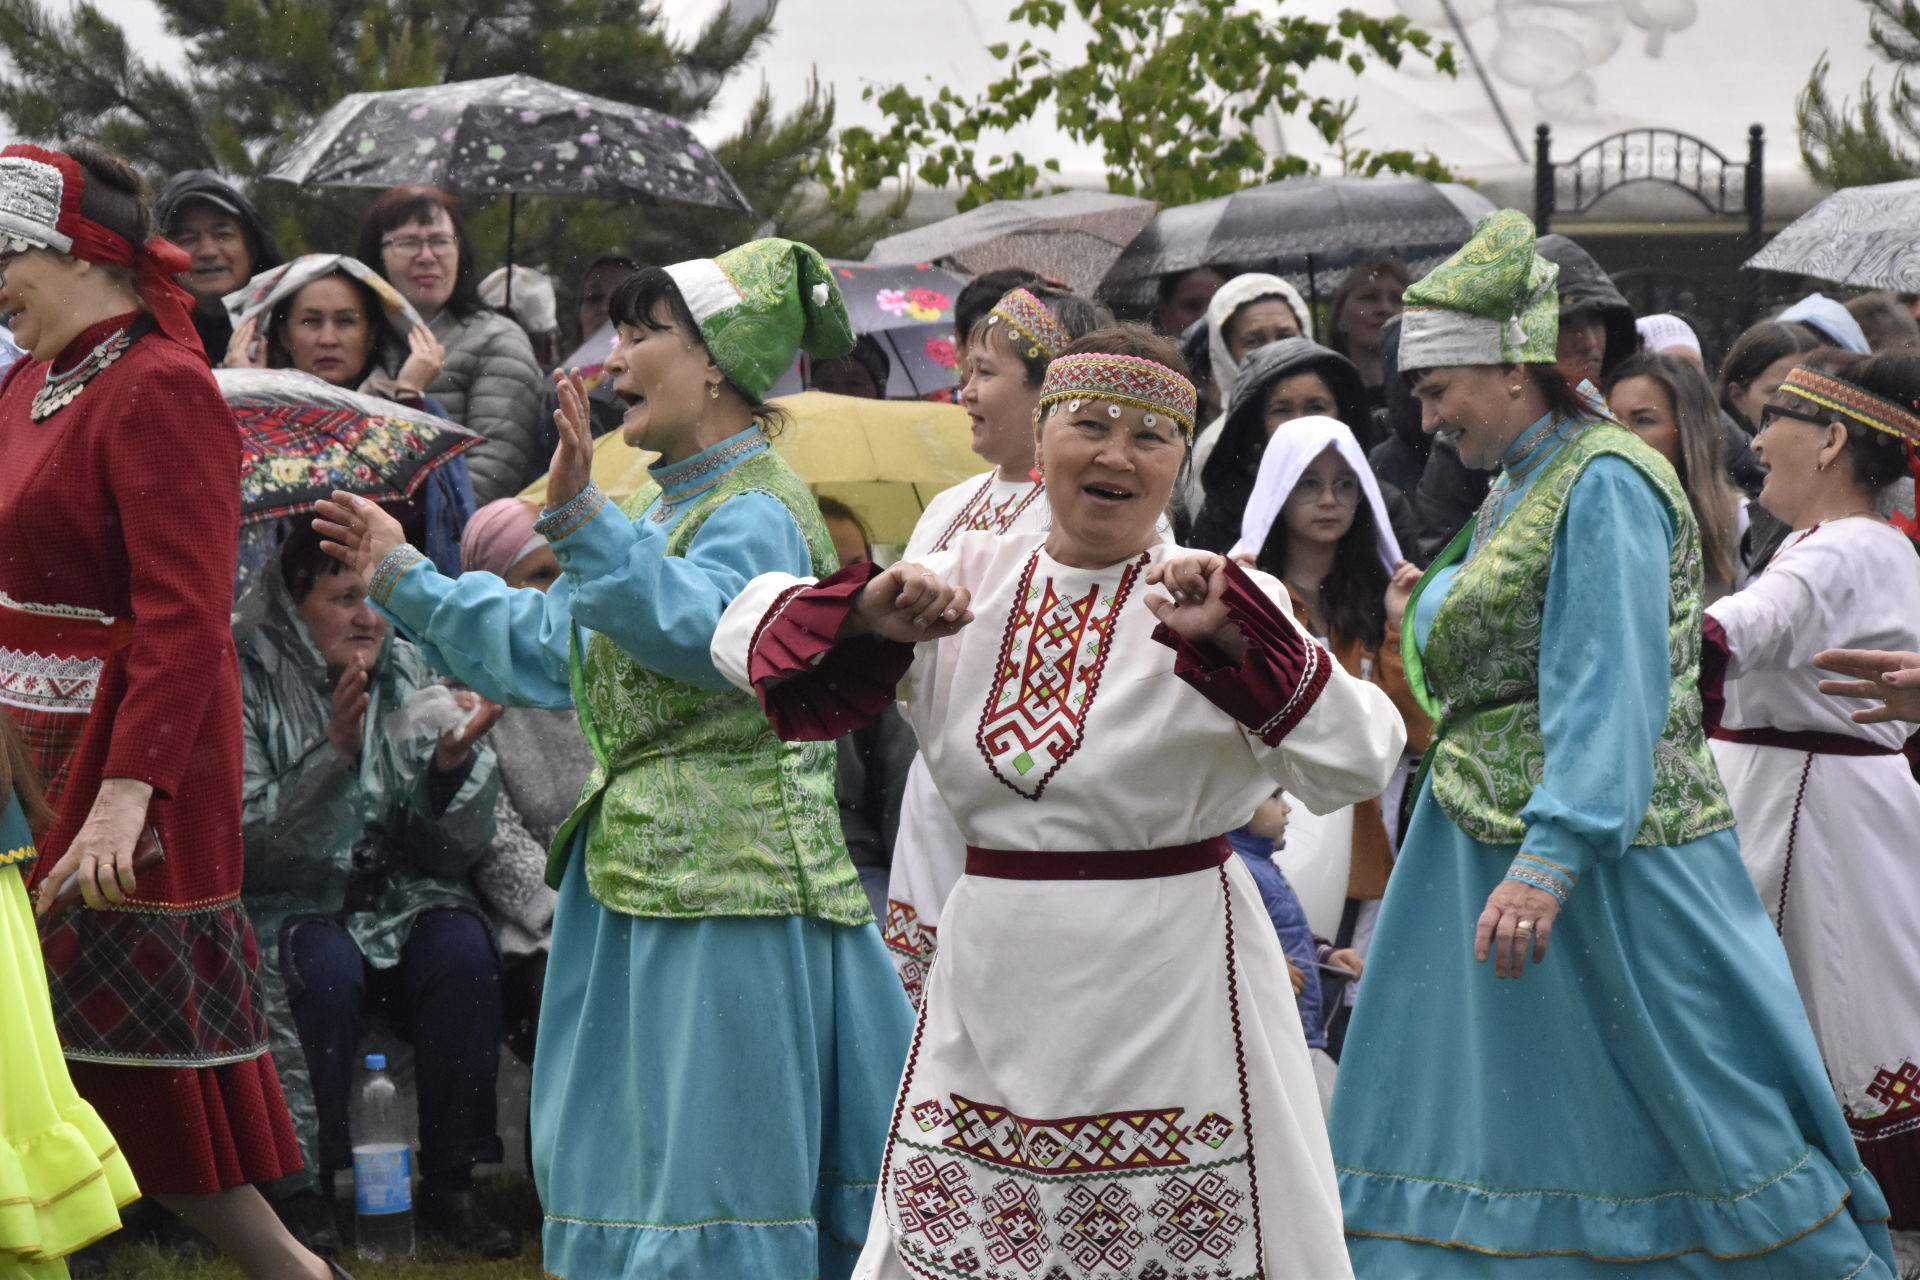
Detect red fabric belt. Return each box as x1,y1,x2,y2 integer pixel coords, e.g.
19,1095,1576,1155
965,837,1231,881
1709,724,1902,757
0,600,135,657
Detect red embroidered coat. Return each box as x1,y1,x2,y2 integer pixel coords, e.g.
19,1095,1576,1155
0,315,268,1068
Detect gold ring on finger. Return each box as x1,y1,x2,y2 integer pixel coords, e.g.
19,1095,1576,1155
1516,919,1535,932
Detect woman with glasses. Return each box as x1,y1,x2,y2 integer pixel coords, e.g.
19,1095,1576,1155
1234,416,1427,987
357,187,544,503
1330,212,1896,1277
1705,349,1920,1245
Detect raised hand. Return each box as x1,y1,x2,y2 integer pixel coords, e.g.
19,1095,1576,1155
1814,648,1920,724
223,314,269,369
548,367,597,512
395,322,445,399
1144,554,1246,664
845,562,974,643
1384,560,1423,632
312,492,411,590
435,689,504,772
328,654,371,763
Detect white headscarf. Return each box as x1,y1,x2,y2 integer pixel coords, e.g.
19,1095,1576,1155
1205,273,1312,410
1186,273,1314,515
1231,415,1402,571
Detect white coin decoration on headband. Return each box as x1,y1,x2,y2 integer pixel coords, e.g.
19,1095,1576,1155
1035,352,1199,438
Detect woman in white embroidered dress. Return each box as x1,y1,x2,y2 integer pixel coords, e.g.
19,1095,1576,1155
1705,350,1920,1243
714,327,1405,1279
884,286,1108,1003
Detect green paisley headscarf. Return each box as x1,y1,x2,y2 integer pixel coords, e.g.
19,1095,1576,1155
663,237,855,400
1399,209,1560,370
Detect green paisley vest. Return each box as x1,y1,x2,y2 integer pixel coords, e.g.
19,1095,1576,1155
1409,422,1733,848
546,448,871,925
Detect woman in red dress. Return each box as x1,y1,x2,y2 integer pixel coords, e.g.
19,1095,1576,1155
0,141,338,1278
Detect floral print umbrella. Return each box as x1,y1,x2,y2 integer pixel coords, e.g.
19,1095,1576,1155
219,368,479,526
796,261,971,398
264,74,751,213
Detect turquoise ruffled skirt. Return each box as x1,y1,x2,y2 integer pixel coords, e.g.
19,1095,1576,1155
531,846,914,1279
1331,778,1896,1278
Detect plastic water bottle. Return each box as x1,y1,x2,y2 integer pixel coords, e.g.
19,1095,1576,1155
351,1054,415,1260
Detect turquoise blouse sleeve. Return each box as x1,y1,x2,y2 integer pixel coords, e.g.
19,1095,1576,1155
1510,456,1676,898
372,554,578,711
546,485,815,692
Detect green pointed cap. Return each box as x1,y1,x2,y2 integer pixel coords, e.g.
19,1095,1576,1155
1400,209,1560,370
663,237,855,401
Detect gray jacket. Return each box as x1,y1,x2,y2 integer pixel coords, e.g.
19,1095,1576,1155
425,307,547,504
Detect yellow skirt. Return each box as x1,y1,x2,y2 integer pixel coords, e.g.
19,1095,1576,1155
0,863,136,1277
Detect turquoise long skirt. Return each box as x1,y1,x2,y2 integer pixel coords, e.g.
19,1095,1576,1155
1331,778,1896,1278
532,844,915,1279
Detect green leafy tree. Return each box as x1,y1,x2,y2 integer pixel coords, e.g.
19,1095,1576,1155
823,0,1458,213
0,0,894,330
1800,0,1920,187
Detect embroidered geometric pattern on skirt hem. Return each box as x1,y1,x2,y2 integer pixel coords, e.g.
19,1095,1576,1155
40,900,271,1066
886,1096,1256,1277
882,898,935,1010
1851,1059,1920,1223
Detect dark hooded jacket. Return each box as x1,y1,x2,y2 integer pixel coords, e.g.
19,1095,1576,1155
1367,314,1426,494
1408,234,1636,563
1535,234,1635,381
1191,338,1376,553
155,170,284,363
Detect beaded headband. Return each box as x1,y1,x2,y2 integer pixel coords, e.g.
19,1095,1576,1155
1781,365,1920,539
1780,366,1920,447
0,144,201,353
986,287,1071,361
1036,353,1198,438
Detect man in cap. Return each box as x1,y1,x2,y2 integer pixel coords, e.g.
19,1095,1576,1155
155,170,284,363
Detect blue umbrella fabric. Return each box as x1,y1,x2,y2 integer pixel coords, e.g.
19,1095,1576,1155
265,74,750,213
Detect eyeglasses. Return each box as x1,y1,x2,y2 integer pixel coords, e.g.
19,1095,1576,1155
1292,475,1362,506
381,234,459,257
1757,403,1832,432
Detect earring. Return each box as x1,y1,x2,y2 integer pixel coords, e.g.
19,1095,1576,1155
1508,385,1524,398
708,383,720,401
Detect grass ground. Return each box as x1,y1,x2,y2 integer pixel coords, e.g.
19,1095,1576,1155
83,1177,545,1279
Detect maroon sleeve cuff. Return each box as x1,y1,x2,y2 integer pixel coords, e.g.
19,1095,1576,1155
1152,560,1331,747
747,562,916,742
1700,614,1730,737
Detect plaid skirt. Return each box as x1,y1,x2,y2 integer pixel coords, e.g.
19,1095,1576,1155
1,599,298,1193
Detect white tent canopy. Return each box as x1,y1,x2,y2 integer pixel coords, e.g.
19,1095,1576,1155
664,0,1882,216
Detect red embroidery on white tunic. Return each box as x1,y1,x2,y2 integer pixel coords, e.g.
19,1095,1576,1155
932,475,1042,552
883,897,937,1010
975,550,1145,801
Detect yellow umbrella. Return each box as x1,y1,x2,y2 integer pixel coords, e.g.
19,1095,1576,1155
517,391,980,546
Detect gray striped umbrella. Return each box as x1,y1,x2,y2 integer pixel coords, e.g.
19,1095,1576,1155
867,192,1159,296
1745,179,1920,291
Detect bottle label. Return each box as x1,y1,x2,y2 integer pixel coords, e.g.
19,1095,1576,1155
353,1143,413,1215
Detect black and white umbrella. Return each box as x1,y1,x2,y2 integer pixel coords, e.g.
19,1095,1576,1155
1100,174,1497,314
1745,179,1920,291
266,74,751,297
